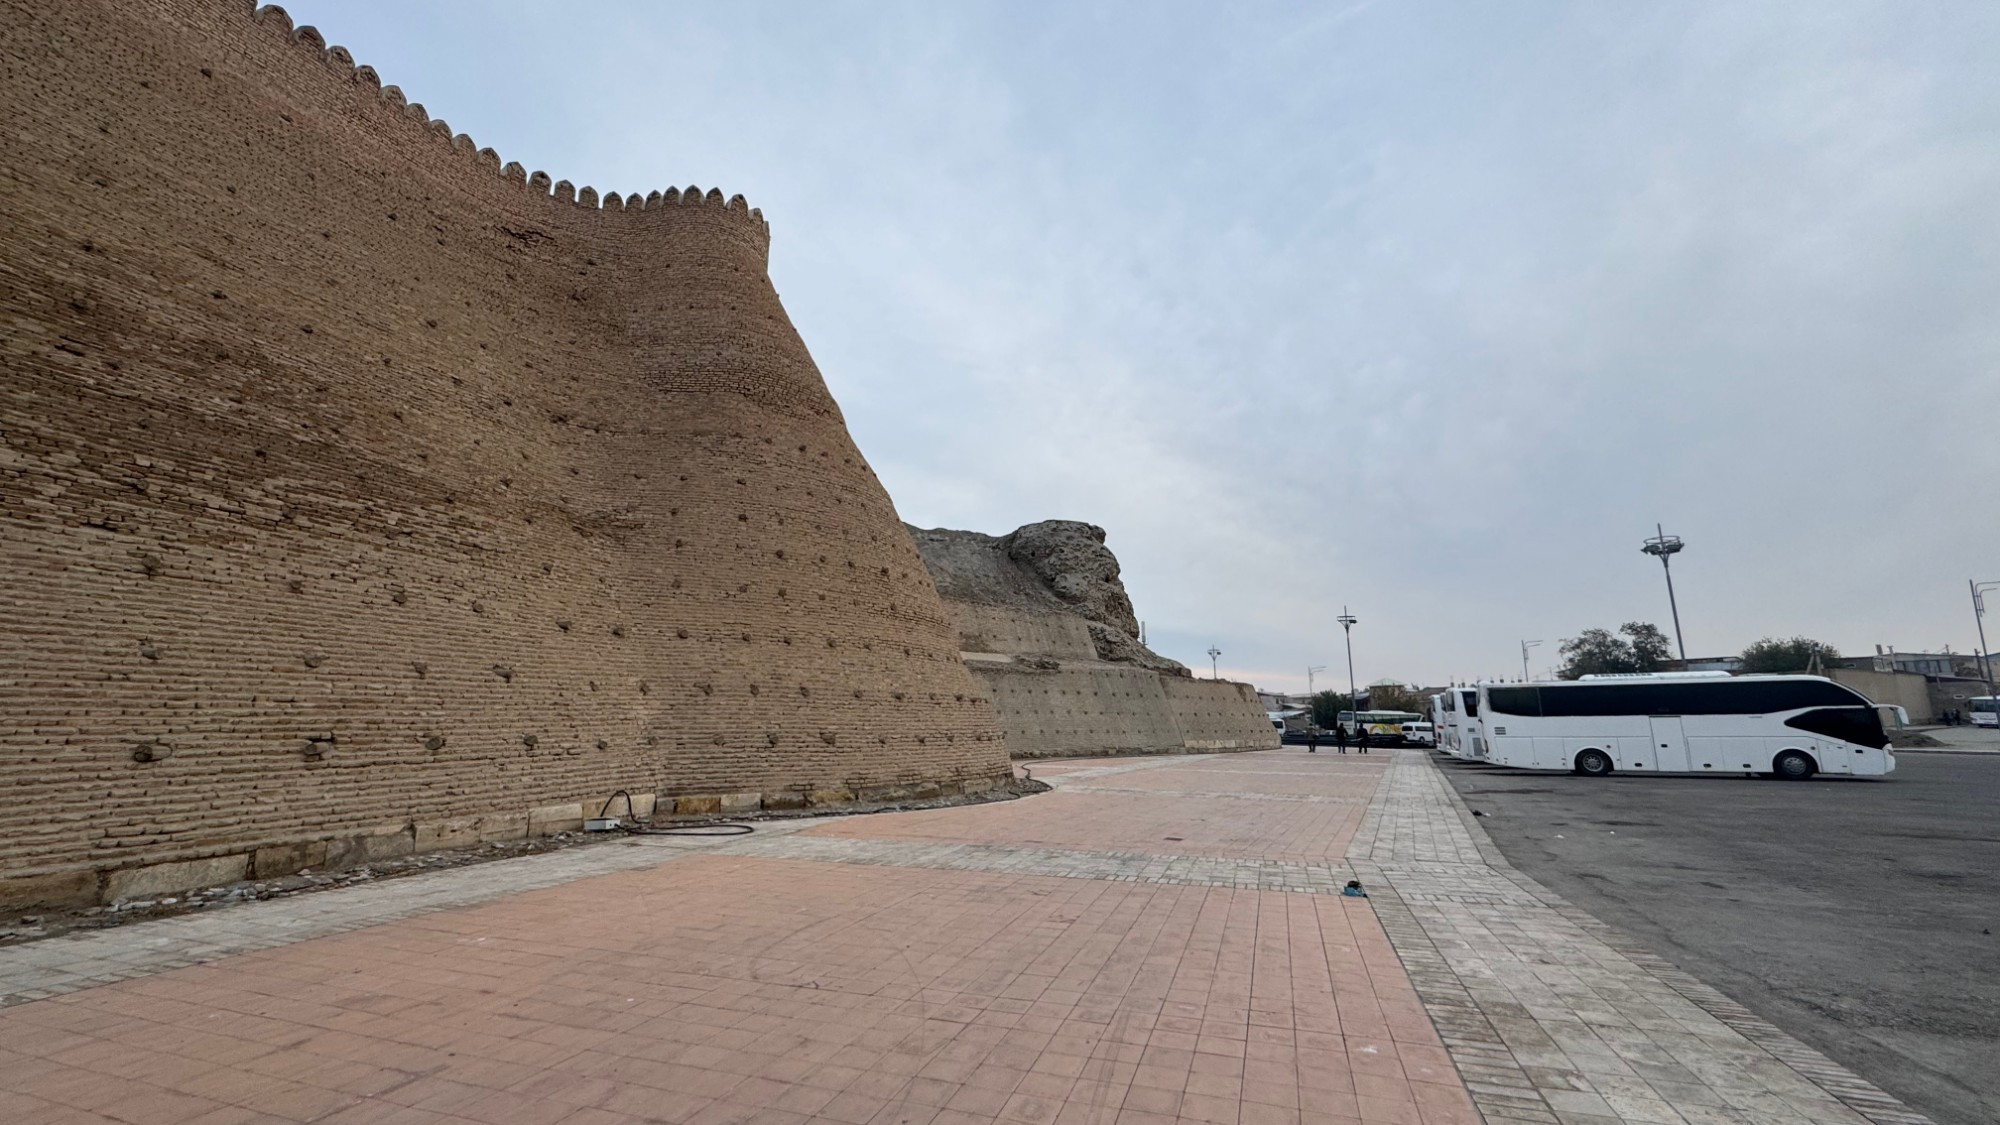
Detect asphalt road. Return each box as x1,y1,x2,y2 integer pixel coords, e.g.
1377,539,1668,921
1439,751,2000,1125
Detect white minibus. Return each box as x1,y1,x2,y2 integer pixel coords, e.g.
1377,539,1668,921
1971,697,1998,728
1476,675,1896,779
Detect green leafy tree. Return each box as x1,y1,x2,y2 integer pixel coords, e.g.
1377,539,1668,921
1622,622,1674,672
1739,636,1841,674
1309,690,1352,727
1556,622,1673,679
1558,628,1638,679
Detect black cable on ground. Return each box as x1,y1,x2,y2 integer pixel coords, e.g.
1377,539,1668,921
594,789,757,835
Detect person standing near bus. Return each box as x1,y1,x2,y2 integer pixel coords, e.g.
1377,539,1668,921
1357,726,1371,754
1307,727,1319,753
1333,724,1348,754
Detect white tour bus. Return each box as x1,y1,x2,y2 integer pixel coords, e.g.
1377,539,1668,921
1475,674,1896,779
1435,687,1483,759
1971,697,1998,728
1337,709,1422,743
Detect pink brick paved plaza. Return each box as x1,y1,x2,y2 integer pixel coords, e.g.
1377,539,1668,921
0,753,1476,1125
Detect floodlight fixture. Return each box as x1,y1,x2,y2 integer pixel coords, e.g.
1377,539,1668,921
1640,523,1688,664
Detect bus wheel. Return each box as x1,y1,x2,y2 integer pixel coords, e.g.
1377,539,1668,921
1773,750,1816,780
1574,749,1613,777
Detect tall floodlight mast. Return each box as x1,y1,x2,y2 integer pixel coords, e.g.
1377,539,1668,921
1337,608,1359,710
1972,581,1999,711
1641,524,1688,665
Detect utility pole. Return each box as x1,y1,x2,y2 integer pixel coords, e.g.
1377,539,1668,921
1641,523,1689,664
1307,665,1327,700
1521,640,1542,682
1973,581,1999,713
1207,646,1222,681
1337,608,1359,712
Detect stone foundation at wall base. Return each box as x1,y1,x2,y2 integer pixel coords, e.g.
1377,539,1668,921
0,777,1023,914
663,772,1015,818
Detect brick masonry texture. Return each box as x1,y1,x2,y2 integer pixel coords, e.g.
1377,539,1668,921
0,0,1010,907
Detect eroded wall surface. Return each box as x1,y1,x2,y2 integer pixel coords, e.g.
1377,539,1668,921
0,0,1009,908
910,523,1278,758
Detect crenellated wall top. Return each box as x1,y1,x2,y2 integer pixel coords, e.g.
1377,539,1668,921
241,3,768,235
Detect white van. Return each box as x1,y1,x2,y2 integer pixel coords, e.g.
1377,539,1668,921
1400,721,1436,747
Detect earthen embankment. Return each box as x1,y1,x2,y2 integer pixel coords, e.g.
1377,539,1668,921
910,523,1278,758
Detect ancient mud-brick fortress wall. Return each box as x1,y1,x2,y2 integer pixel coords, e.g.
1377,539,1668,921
911,523,1278,759
0,0,1010,909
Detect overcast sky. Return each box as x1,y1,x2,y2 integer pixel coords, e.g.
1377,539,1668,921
296,0,2000,691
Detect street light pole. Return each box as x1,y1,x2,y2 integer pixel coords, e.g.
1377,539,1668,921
1972,581,1999,712
1307,665,1326,699
1521,640,1542,682
1337,608,1359,711
1207,646,1222,681
1641,523,1689,665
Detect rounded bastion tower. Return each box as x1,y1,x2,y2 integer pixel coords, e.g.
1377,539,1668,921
0,0,1010,908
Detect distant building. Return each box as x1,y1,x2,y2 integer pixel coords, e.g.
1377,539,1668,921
1681,655,1743,673
1951,653,1999,682
1839,648,1957,677
1267,708,1312,731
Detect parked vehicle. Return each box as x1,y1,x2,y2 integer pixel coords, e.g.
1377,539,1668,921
1337,710,1421,744
1400,721,1436,747
1436,687,1482,758
1971,696,1998,728
1474,674,1896,779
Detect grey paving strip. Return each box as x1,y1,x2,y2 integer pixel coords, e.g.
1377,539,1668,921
1061,783,1372,804
1353,749,1935,1125
0,822,822,1008
1029,754,1219,784
718,833,1359,893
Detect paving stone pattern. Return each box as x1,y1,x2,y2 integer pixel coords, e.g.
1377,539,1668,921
802,760,1382,866
0,762,1480,1125
1350,750,1934,1125
726,836,1359,895
0,833,789,1008
0,748,1941,1125
1063,788,1369,807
